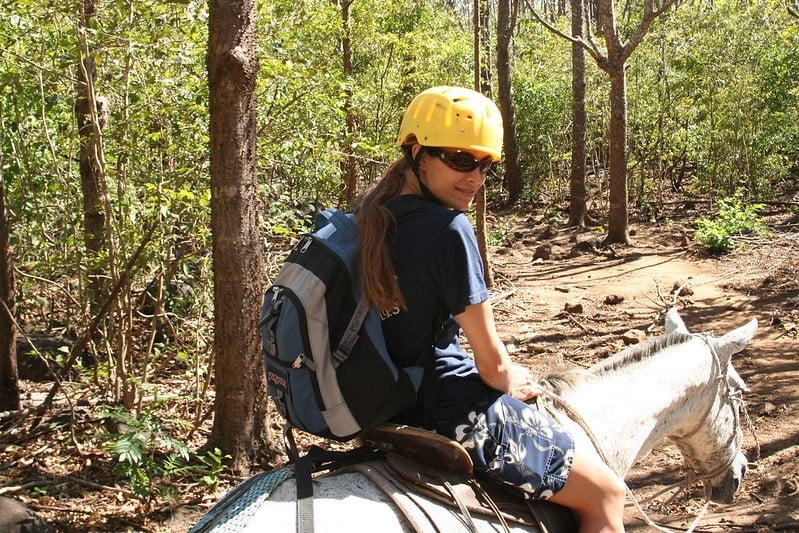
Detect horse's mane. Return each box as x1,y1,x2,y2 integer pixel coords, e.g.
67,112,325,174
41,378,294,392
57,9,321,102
537,331,695,396
591,332,694,375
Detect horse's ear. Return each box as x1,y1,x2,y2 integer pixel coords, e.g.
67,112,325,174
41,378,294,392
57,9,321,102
726,363,749,392
712,319,759,362
664,307,689,334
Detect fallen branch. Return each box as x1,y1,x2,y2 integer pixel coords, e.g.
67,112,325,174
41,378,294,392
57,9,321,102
0,478,57,495
64,474,134,496
0,474,134,498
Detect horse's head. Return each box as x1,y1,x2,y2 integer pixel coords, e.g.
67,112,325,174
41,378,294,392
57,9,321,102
666,312,757,504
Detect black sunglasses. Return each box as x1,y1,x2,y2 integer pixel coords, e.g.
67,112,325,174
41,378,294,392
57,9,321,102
427,147,494,174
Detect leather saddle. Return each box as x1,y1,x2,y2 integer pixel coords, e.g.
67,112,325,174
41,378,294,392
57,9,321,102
360,423,579,533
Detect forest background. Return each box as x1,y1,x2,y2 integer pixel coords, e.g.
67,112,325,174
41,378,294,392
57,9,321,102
0,0,798,530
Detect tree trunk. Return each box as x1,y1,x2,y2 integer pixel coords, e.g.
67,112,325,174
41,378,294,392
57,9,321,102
605,64,630,244
0,174,19,412
568,0,588,227
595,0,630,244
474,0,493,287
76,0,109,308
480,0,493,93
497,0,522,205
207,0,272,473
337,0,358,207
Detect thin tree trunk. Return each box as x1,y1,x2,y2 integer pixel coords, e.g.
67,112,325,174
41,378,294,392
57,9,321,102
474,0,493,288
207,0,272,473
568,0,588,227
76,0,110,308
605,65,630,243
338,0,358,206
497,0,522,205
0,173,19,411
480,0,493,93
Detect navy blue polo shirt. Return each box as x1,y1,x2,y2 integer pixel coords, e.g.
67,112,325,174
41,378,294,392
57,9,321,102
381,195,492,429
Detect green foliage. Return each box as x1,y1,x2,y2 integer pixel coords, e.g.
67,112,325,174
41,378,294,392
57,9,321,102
195,447,232,490
625,0,799,201
508,0,799,209
1,0,216,412
694,196,769,254
99,402,232,504
487,218,512,246
512,19,574,197
101,403,191,504
256,0,474,212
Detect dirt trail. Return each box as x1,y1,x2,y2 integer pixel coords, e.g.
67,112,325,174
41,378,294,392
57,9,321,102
489,215,799,531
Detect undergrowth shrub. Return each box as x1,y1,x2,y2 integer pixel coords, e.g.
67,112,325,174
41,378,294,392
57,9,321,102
694,196,769,254
100,402,230,508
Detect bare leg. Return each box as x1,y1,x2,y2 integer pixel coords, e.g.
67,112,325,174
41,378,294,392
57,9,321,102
547,446,626,532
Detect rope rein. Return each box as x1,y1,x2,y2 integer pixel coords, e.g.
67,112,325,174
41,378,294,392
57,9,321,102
540,388,677,533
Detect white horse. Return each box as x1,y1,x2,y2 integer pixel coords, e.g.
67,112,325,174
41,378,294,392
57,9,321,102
192,309,757,532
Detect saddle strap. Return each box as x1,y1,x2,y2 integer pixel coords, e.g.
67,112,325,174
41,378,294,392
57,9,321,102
348,458,507,533
349,463,440,533
468,479,510,533
385,452,536,527
440,477,480,533
294,456,314,533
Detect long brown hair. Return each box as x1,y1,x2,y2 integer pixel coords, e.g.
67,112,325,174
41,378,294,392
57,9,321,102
356,155,415,311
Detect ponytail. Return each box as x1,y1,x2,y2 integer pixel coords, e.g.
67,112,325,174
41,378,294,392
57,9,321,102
356,156,412,311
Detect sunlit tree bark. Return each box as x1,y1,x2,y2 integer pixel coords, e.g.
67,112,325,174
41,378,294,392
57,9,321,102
75,0,110,306
207,0,272,472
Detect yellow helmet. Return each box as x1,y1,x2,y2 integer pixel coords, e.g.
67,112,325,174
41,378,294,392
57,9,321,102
396,86,504,161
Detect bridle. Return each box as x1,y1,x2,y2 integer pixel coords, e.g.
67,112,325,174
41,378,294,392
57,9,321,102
540,333,755,533
668,335,746,484
640,335,756,531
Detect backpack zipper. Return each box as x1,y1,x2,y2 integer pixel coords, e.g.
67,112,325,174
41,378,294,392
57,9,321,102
298,235,313,253
291,353,317,371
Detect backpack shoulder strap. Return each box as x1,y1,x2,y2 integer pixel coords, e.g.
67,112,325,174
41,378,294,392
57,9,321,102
333,297,370,364
314,207,356,235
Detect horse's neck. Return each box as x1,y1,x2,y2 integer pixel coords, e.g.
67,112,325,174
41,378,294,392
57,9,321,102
553,337,717,476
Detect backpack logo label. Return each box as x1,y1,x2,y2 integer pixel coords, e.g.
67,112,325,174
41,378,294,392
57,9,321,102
266,370,287,389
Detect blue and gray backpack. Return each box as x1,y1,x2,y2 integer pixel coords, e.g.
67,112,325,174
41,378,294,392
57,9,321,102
260,207,426,442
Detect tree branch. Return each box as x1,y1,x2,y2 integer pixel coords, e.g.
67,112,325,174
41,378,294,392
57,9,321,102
522,0,607,64
33,223,156,422
622,0,681,61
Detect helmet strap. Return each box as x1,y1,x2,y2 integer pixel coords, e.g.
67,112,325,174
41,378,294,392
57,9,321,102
403,146,441,205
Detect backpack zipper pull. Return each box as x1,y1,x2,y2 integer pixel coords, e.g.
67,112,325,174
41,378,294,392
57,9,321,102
298,236,312,253
292,353,317,371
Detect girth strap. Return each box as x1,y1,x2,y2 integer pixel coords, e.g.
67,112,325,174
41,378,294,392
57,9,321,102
289,440,385,533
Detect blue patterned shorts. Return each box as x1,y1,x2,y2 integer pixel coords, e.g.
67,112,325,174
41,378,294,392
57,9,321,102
446,390,574,500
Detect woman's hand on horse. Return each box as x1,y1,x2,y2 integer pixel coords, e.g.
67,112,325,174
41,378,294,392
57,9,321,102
509,364,543,401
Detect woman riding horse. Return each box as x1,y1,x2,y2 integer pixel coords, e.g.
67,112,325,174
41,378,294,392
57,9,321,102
355,86,627,532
